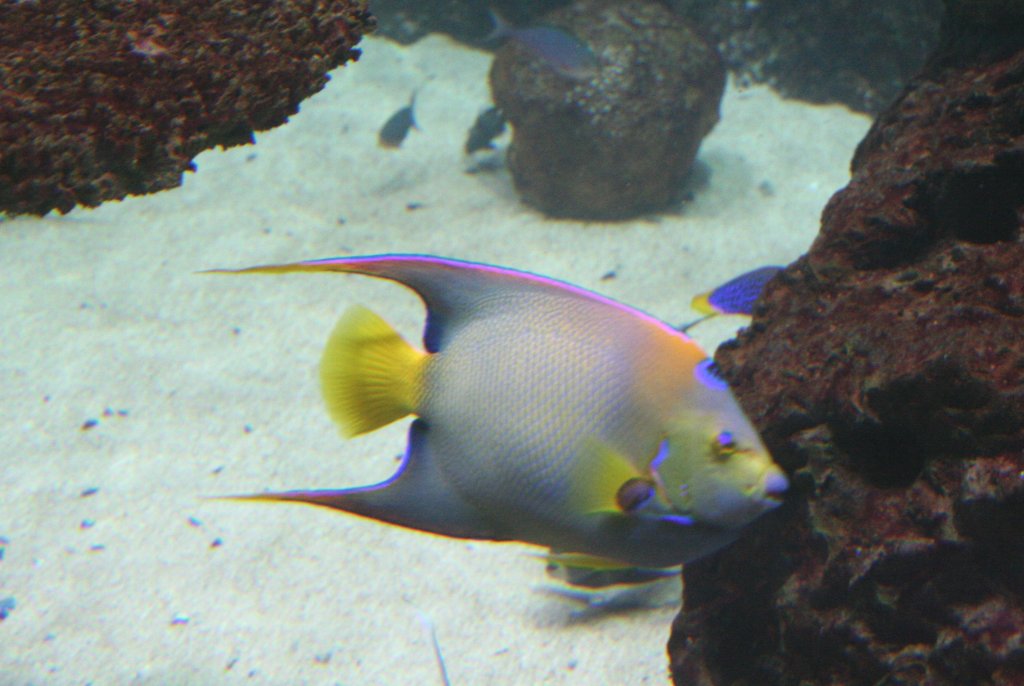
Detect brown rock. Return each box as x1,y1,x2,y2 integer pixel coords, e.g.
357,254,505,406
0,0,374,216
489,0,724,220
668,1,1024,684
668,0,943,114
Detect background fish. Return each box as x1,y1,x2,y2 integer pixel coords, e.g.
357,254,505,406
213,255,787,570
378,91,419,148
486,10,599,81
679,265,783,333
691,265,783,316
464,106,507,155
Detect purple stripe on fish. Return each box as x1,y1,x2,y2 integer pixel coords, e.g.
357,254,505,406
694,358,729,391
298,254,697,347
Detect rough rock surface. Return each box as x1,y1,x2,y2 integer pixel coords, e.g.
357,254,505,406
369,0,566,47
489,0,724,220
669,0,943,114
0,0,374,216
373,0,940,115
668,2,1024,684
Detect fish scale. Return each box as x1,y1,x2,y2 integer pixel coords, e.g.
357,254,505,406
423,330,606,518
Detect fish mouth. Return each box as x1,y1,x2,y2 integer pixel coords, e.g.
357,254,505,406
762,471,789,505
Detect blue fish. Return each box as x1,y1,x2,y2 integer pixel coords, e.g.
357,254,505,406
487,10,599,81
691,266,783,316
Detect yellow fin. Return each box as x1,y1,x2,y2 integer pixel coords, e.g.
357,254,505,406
542,551,638,571
571,440,644,515
690,290,717,316
541,551,681,589
320,305,427,438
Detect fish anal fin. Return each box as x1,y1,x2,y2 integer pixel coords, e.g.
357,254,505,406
222,420,504,541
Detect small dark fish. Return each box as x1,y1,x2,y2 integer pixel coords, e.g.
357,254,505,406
486,10,599,81
378,92,418,149
464,107,506,154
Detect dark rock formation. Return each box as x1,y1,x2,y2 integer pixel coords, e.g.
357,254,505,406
373,0,940,115
668,1,1024,684
669,0,943,114
369,0,567,47
489,0,724,220
0,0,374,216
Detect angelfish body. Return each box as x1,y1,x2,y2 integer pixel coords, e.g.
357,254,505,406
217,255,787,568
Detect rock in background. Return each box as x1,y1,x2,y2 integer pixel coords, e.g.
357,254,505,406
489,0,724,220
0,0,374,216
367,0,565,47
668,1,1024,684
373,0,941,114
668,0,942,113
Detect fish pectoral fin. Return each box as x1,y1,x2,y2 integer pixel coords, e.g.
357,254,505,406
222,420,505,540
320,305,427,438
571,440,654,515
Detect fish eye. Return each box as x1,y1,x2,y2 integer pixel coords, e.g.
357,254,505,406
712,431,737,459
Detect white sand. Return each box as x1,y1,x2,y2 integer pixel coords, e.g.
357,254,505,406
0,35,870,685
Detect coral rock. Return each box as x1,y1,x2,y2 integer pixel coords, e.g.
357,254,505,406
0,0,374,216
489,0,724,220
668,2,1024,684
371,0,565,47
668,0,943,114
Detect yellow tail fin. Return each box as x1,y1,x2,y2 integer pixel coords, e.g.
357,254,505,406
320,305,427,438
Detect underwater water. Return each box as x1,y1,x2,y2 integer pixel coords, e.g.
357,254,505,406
0,33,870,685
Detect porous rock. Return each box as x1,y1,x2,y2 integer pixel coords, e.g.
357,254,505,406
0,0,374,216
668,0,943,114
370,0,566,47
489,0,724,220
668,1,1024,684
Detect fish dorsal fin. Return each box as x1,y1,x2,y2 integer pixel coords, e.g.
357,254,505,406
316,255,599,352
320,305,427,438
209,255,621,353
205,254,697,360
571,440,649,515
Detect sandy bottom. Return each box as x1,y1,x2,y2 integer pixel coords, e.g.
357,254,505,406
0,34,870,685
